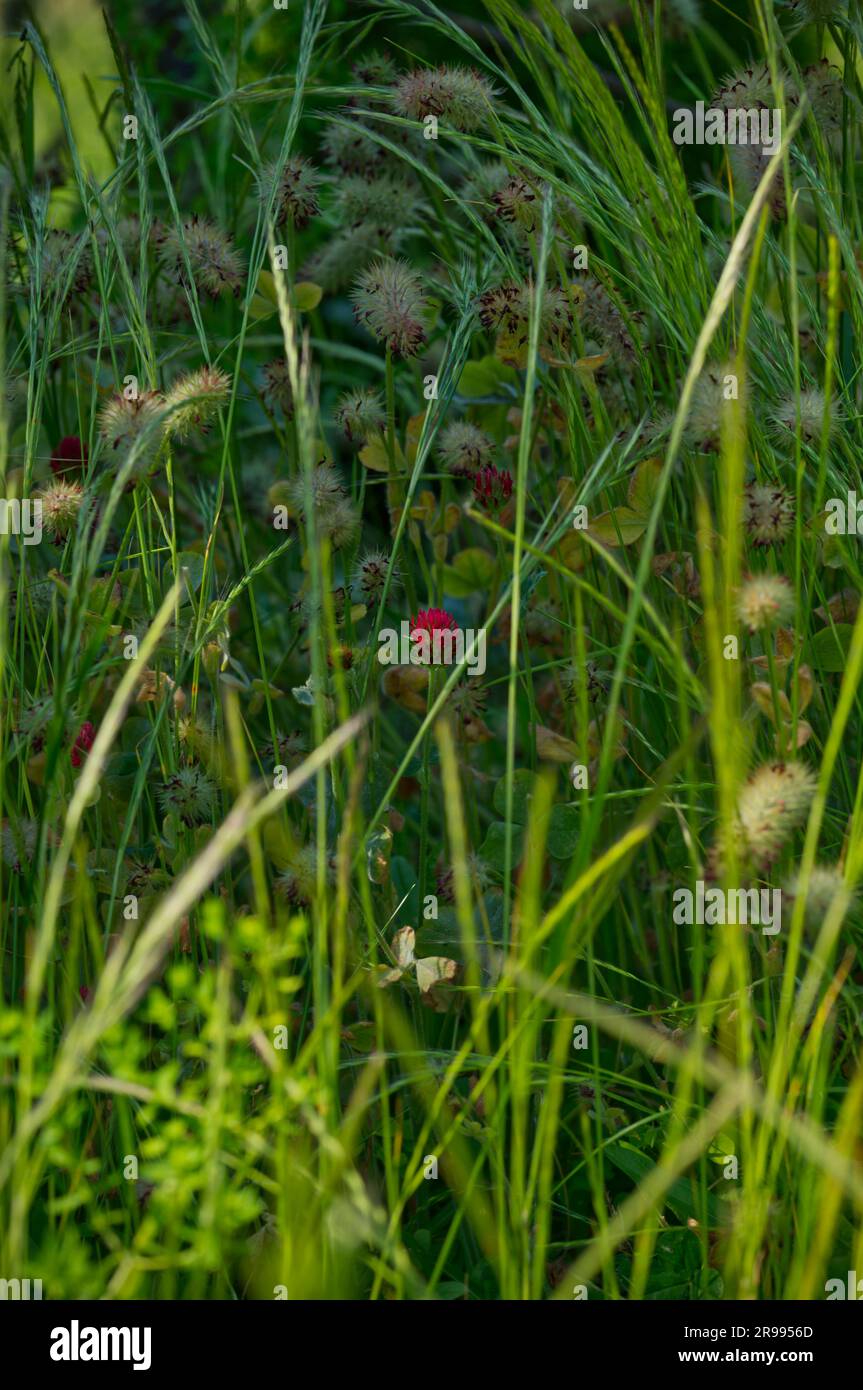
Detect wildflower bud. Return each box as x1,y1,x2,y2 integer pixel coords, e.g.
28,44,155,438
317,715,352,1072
473,463,513,513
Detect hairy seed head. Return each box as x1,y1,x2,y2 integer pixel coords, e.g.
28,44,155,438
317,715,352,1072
164,365,231,438
350,257,428,358
737,573,795,632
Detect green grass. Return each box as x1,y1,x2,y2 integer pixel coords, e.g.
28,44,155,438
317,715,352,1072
1,0,863,1301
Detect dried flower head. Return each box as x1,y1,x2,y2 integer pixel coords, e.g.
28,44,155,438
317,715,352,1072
262,358,295,417
684,362,739,452
37,478,84,542
473,463,513,513
319,495,361,550
392,65,496,131
770,387,838,446
492,173,541,234
302,225,404,293
164,365,231,438
786,0,846,29
158,766,217,825
738,573,795,632
1,817,38,871
713,63,784,112
579,279,638,361
784,863,854,928
285,463,346,515
333,174,420,231
477,281,573,349
260,157,323,230
162,215,244,298
276,845,322,908
35,229,93,300
321,120,387,176
98,391,166,476
438,422,495,477
354,549,399,605
436,852,491,903
334,388,385,442
260,731,306,770
800,60,844,127
743,484,795,547
350,257,428,358
737,761,816,866
352,51,397,86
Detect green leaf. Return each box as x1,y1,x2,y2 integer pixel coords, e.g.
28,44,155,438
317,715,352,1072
589,507,648,547
807,623,854,672
294,280,323,312
442,547,495,598
457,355,517,398
479,821,522,872
492,769,535,824
628,457,662,515
547,804,579,859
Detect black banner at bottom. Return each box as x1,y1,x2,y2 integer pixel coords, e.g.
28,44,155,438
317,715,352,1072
0,1297,858,1375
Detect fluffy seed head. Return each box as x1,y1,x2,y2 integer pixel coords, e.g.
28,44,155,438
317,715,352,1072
334,388,385,442
261,157,323,229
492,174,540,234
770,387,837,446
321,120,387,176
477,281,573,347
685,363,738,451
743,484,795,547
737,761,816,866
162,216,244,298
579,279,638,361
276,845,321,907
302,225,405,293
158,766,217,825
164,365,231,438
354,549,399,605
800,60,844,127
36,229,93,299
333,174,420,231
38,479,85,541
262,358,295,417
98,391,166,476
1,818,38,871
392,65,496,131
738,573,795,632
713,63,782,112
319,495,361,550
350,257,428,358
285,463,346,515
784,864,854,928
438,422,495,477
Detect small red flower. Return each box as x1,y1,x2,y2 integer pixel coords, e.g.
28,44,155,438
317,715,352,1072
70,721,95,768
411,607,458,636
50,435,89,477
473,463,513,512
